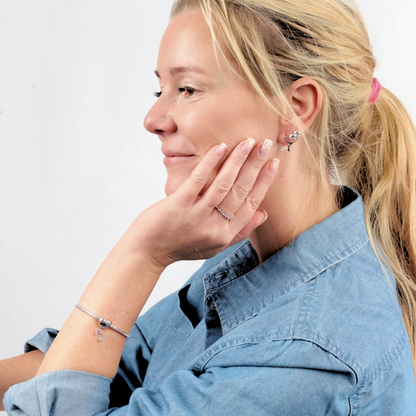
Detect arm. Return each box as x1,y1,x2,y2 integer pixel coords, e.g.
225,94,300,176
35,140,276,380
5,341,357,415
6,337,413,415
4,140,278,415
105,365,353,416
0,350,44,411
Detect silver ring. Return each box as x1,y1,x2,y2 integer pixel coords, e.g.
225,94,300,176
215,205,235,220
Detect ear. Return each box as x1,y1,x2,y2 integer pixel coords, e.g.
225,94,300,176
285,78,322,128
277,78,322,151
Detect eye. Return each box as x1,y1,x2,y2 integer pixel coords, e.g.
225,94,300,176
153,91,162,98
179,87,196,97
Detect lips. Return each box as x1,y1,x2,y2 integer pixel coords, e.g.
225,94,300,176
162,150,196,166
163,151,193,158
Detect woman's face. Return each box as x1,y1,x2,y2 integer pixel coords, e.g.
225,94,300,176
144,8,281,195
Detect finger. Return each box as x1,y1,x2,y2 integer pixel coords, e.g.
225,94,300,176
202,138,256,208
217,139,273,215
175,143,227,205
229,210,268,245
229,158,279,228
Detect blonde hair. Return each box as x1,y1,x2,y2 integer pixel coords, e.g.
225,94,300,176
171,0,416,364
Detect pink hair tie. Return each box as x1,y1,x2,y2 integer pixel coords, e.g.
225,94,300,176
369,77,382,104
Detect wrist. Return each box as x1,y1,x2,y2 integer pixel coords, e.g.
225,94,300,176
76,236,166,331
121,217,173,272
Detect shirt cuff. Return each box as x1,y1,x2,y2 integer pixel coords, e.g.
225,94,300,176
24,328,58,354
4,370,112,416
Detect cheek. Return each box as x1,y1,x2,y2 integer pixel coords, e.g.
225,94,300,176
205,103,270,146
184,101,242,149
176,107,221,154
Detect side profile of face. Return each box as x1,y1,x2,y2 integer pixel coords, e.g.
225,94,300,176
144,8,282,195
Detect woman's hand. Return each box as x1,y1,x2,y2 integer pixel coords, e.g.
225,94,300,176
126,138,279,269
35,138,278,380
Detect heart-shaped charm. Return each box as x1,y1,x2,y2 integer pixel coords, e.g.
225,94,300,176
99,317,112,328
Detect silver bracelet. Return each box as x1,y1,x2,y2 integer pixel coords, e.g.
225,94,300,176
74,304,130,342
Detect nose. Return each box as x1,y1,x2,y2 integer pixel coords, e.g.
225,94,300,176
144,100,177,135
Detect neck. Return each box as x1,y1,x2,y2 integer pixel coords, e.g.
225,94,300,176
249,165,339,263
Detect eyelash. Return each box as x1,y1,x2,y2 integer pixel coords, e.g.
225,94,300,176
179,87,196,96
153,87,196,98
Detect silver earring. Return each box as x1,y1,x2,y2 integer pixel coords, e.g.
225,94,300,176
281,130,301,152
161,118,164,122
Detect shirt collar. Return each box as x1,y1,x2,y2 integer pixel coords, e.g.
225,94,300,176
202,187,369,335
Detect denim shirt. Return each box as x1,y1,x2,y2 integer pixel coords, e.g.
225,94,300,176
4,188,415,415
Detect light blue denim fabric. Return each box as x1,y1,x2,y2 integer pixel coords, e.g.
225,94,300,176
4,188,415,415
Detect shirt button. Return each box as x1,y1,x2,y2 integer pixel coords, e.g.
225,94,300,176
209,299,217,312
212,271,227,282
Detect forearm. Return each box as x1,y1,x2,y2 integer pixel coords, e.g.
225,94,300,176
0,350,44,411
35,141,276,382
36,233,165,380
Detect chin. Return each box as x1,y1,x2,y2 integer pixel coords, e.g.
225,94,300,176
164,178,184,196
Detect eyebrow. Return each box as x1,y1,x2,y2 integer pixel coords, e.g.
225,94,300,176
154,66,206,78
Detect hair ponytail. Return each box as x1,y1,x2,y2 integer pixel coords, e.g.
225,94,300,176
343,88,416,357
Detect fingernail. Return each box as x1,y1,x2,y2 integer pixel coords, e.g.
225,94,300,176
268,158,280,175
261,210,268,225
215,143,227,156
259,139,273,159
241,138,255,157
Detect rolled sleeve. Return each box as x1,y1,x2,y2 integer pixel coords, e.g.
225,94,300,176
4,370,112,416
24,328,58,354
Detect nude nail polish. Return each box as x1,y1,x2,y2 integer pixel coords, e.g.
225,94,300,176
241,138,255,157
259,139,273,159
268,158,280,175
215,143,227,156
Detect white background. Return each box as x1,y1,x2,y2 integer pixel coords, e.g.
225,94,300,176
0,0,415,405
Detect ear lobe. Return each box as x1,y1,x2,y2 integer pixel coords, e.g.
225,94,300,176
287,79,322,129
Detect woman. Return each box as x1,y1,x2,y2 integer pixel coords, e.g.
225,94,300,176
2,0,416,414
